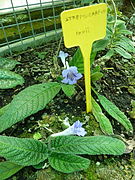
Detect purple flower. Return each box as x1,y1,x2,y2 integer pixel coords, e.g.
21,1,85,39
58,51,69,68
51,120,87,137
72,120,87,136
61,66,82,85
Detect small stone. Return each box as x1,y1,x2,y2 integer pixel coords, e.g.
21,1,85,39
96,162,100,166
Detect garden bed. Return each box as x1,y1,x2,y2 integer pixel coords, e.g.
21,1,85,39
0,1,135,180
0,37,135,179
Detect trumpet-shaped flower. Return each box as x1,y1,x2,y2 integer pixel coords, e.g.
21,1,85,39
58,51,69,68
61,66,82,85
51,120,87,137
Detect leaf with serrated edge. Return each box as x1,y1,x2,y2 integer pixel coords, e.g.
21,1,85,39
0,135,48,166
50,135,126,155
48,153,90,173
0,69,24,89
97,95,133,132
61,84,75,97
0,161,23,180
0,82,61,132
92,97,113,135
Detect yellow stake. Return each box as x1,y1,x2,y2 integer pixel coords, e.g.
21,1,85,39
61,4,107,113
80,43,92,112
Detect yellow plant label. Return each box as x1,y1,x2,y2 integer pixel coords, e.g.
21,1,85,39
61,3,107,113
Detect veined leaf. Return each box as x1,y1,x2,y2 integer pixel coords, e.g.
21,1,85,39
121,36,135,46
92,97,113,135
50,135,125,155
114,40,135,53
0,57,20,70
48,153,90,173
0,161,23,180
106,26,113,36
0,104,10,117
121,37,135,52
0,135,48,166
92,38,109,52
69,48,84,73
32,161,45,169
69,47,97,73
0,82,61,132
92,66,101,74
101,49,115,60
97,95,133,132
116,20,126,29
0,69,24,89
90,51,97,66
91,72,103,82
61,84,75,97
114,47,132,59
117,29,132,35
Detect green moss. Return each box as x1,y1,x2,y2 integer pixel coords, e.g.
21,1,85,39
86,114,102,135
84,161,98,180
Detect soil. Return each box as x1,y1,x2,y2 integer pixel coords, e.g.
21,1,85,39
0,37,134,179
0,2,135,180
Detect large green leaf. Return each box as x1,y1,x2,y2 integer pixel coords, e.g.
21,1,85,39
0,69,24,89
0,104,10,117
0,161,23,180
97,95,133,132
50,135,125,155
0,135,48,166
0,57,20,70
48,153,90,173
61,84,75,97
69,48,84,73
114,47,132,59
92,97,113,135
69,47,97,73
0,82,61,132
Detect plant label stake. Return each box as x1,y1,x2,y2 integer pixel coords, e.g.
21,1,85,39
61,3,107,113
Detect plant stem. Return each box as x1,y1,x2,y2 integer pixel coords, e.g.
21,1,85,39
110,0,117,33
56,37,63,57
76,83,84,92
53,37,63,73
91,87,99,96
130,0,135,10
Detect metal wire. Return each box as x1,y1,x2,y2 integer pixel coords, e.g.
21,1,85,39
0,0,82,56
10,0,24,49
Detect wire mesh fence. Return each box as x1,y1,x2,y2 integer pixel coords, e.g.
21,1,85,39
0,0,89,56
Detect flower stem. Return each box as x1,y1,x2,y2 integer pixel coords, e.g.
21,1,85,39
110,0,117,33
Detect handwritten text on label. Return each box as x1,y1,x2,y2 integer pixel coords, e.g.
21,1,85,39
65,8,106,22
